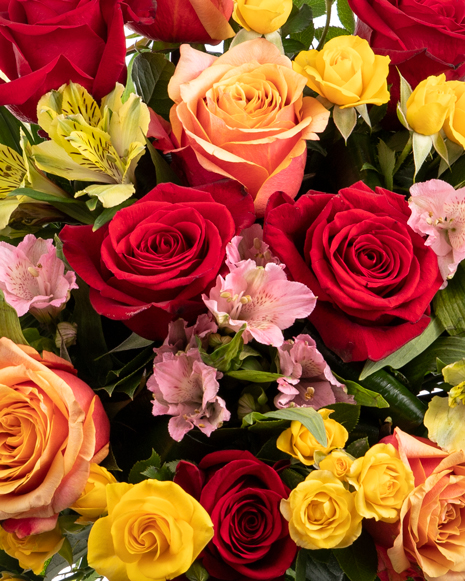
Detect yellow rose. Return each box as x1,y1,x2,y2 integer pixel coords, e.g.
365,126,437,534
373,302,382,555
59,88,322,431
69,463,117,524
348,443,414,523
280,470,362,549
406,74,456,135
233,0,293,34
319,449,354,479
88,479,214,581
0,526,64,575
443,81,465,147
293,35,390,108
276,409,348,465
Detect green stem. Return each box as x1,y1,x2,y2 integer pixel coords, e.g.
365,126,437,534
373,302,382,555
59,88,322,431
393,135,412,175
317,0,333,50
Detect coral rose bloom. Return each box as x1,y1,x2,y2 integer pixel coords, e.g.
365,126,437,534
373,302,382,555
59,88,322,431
377,429,465,580
168,39,330,216
0,338,109,524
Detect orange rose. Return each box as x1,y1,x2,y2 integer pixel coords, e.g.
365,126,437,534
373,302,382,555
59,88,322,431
377,429,465,580
0,338,109,530
168,38,330,217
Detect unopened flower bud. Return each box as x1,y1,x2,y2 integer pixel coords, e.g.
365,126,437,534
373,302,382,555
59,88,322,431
55,321,78,348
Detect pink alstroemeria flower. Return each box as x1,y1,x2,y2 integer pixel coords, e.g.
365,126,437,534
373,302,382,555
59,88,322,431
147,348,230,442
275,334,355,409
226,224,283,270
408,179,465,287
0,234,77,319
153,314,218,363
202,260,316,347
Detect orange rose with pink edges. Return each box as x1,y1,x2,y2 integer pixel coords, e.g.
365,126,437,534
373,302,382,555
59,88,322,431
0,338,110,533
371,428,465,581
168,38,330,217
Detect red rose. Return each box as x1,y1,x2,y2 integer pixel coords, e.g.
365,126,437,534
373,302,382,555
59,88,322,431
264,182,442,362
0,0,131,123
125,0,234,44
174,450,297,580
348,0,465,106
60,181,255,340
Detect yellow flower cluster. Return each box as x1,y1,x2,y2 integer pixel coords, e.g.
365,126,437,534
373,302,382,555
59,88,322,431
277,413,415,550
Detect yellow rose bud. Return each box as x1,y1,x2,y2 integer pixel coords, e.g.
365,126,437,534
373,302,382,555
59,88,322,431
293,35,390,108
88,479,214,581
443,81,465,147
319,449,354,479
280,470,363,549
69,463,117,523
0,526,64,575
348,443,415,523
276,409,349,466
406,74,456,135
233,0,293,35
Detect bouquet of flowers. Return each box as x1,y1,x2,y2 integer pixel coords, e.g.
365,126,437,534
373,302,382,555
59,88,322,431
1,0,465,579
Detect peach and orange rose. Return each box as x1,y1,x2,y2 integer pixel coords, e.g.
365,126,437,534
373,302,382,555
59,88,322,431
376,428,465,580
0,338,110,529
168,38,330,216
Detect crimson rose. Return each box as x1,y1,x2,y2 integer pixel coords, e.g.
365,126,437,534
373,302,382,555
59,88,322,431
125,0,234,44
60,181,254,340
0,0,133,122
174,450,297,580
348,0,465,105
264,182,443,362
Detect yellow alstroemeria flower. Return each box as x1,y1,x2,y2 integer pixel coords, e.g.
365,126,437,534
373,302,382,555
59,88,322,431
32,81,150,208
0,132,67,231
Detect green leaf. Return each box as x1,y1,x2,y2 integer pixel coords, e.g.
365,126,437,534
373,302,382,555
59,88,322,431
129,449,161,484
433,263,465,335
339,377,390,408
198,327,245,372
102,346,153,396
102,332,154,355
359,317,446,380
282,4,313,36
185,561,210,581
264,407,327,446
122,53,137,103
337,0,355,33
92,198,136,231
226,370,284,382
295,0,326,17
333,529,378,581
315,26,350,42
281,467,307,489
324,403,361,433
377,139,396,191
346,437,370,458
0,290,28,345
145,137,181,185
132,52,175,118
283,38,307,57
402,336,465,388
58,537,74,566
333,105,357,143
295,549,308,581
304,549,348,581
0,106,22,152
9,187,95,225
70,277,113,384
412,132,432,177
